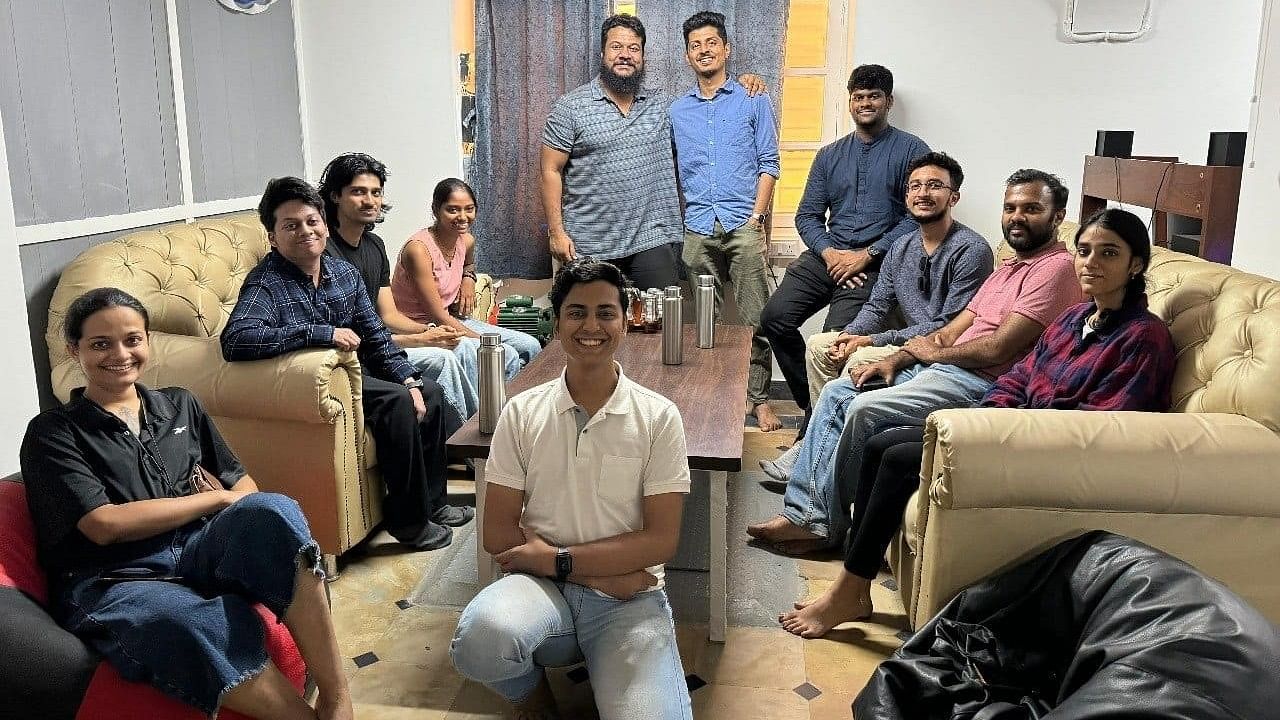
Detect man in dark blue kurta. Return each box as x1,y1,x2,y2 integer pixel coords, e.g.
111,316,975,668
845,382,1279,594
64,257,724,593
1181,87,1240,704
760,64,929,436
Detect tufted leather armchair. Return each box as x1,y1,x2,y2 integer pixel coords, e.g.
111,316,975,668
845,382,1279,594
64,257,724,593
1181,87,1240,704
46,214,495,560
891,246,1280,629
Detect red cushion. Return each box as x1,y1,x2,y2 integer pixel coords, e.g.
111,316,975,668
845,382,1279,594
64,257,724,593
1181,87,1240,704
0,480,48,604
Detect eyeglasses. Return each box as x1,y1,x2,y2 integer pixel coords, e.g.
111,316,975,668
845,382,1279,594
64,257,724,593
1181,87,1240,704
906,180,953,194
918,255,932,297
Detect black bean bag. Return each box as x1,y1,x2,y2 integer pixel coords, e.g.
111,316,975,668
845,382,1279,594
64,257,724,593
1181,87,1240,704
855,531,1280,719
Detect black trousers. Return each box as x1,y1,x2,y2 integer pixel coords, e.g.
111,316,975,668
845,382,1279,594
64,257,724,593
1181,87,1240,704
610,243,681,291
842,425,926,580
760,249,878,434
361,374,448,542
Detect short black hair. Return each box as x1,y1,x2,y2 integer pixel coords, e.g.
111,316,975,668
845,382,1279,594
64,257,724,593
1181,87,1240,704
549,257,631,319
601,13,646,50
847,64,893,95
908,151,964,191
258,176,325,232
317,153,392,229
683,10,727,45
64,287,150,346
1005,168,1070,212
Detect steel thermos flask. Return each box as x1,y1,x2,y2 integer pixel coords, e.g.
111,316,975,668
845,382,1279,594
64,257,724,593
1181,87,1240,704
662,286,683,365
695,274,715,349
477,333,507,434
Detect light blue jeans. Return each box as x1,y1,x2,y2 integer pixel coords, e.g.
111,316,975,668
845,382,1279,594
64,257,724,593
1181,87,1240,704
402,346,476,435
781,363,993,545
461,318,542,370
451,574,692,720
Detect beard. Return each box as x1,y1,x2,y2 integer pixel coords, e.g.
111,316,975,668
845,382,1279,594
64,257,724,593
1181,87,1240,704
1003,220,1056,253
600,60,645,96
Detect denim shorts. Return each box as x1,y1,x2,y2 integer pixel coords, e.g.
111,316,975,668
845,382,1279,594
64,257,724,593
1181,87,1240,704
56,493,321,715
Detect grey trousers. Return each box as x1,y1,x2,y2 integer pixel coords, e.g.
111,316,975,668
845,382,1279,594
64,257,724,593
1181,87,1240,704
682,221,773,405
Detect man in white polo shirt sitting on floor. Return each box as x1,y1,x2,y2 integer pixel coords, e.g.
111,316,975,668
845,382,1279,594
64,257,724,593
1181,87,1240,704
450,257,694,719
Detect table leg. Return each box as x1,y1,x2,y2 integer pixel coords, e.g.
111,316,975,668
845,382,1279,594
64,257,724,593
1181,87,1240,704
710,469,728,643
474,459,499,585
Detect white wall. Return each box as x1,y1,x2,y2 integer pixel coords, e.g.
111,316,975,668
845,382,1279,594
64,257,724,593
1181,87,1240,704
295,0,463,260
853,0,1263,247
0,108,45,473
1235,0,1280,279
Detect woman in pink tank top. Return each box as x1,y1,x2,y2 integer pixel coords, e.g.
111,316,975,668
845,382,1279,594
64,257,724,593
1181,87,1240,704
391,179,542,369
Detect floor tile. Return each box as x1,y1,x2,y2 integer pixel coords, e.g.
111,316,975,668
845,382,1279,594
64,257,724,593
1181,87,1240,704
695,626,807,691
691,683,809,719
348,659,463,711
802,633,899,699
443,679,508,719
806,690,859,720
353,703,450,720
330,595,402,675
369,606,461,670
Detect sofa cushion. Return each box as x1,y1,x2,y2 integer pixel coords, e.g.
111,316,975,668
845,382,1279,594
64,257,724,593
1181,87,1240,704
0,480,46,604
1145,250,1280,431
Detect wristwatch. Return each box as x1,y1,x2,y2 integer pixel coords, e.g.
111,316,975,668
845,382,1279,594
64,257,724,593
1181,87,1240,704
749,212,768,225
554,547,573,581
866,245,884,260
403,377,424,390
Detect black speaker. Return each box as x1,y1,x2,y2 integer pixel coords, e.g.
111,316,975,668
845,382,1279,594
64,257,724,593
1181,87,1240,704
1207,131,1247,166
1095,130,1134,158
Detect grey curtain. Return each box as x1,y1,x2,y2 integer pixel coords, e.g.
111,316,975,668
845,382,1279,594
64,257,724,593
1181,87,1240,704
472,0,610,279
634,0,791,114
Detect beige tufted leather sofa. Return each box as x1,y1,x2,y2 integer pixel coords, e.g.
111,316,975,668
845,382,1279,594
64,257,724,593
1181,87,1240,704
891,245,1280,629
46,214,495,560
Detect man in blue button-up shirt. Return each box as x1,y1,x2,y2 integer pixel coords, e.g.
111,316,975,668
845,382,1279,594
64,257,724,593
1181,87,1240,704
760,64,929,438
671,11,782,431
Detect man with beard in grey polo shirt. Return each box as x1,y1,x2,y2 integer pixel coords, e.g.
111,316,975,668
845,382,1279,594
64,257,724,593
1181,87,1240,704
540,13,763,290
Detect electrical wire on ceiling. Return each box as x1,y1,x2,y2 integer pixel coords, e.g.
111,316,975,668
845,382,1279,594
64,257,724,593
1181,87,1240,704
1062,0,1153,43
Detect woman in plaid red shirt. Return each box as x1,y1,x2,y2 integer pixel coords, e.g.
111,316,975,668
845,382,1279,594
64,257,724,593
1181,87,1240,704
781,208,1175,638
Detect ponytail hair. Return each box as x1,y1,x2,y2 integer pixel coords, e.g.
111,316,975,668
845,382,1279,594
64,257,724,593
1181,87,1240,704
1075,208,1150,332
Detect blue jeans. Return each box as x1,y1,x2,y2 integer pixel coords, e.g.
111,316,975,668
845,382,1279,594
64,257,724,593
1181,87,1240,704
781,363,993,544
56,493,320,715
461,318,542,370
403,346,477,435
451,574,692,719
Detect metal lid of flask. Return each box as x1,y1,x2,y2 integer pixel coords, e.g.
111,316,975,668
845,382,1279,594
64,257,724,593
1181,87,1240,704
697,274,715,287
480,332,502,347
664,286,682,298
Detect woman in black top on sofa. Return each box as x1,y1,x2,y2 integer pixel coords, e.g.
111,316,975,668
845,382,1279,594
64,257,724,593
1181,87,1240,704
20,288,353,720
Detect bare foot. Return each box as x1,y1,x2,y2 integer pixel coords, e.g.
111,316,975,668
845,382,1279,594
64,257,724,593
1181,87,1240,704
778,574,873,638
746,515,825,544
753,402,783,432
512,673,560,720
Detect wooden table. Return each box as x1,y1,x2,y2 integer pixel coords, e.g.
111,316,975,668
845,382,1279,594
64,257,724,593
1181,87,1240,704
447,324,751,641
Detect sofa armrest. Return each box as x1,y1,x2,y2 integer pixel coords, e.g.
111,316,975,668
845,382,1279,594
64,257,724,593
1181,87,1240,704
52,333,362,425
924,408,1280,518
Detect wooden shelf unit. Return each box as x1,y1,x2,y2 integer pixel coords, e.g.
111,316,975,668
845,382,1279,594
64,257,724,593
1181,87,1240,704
1079,155,1242,264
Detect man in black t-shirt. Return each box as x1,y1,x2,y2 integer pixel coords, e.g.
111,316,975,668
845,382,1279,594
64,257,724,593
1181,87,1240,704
319,153,482,433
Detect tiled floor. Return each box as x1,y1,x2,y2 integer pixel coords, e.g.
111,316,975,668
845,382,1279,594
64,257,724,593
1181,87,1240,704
328,402,906,718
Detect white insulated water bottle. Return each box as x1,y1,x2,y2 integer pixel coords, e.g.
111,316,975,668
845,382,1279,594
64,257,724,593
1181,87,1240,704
477,333,507,434
662,286,683,365
695,274,715,349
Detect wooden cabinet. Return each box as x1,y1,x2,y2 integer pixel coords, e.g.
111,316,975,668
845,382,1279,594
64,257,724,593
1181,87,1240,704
1080,155,1242,264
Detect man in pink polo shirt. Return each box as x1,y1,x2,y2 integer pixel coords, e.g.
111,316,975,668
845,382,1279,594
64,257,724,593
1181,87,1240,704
749,169,1083,553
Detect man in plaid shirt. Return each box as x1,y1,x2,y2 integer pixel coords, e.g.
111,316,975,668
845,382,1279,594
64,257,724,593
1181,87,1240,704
222,177,473,551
